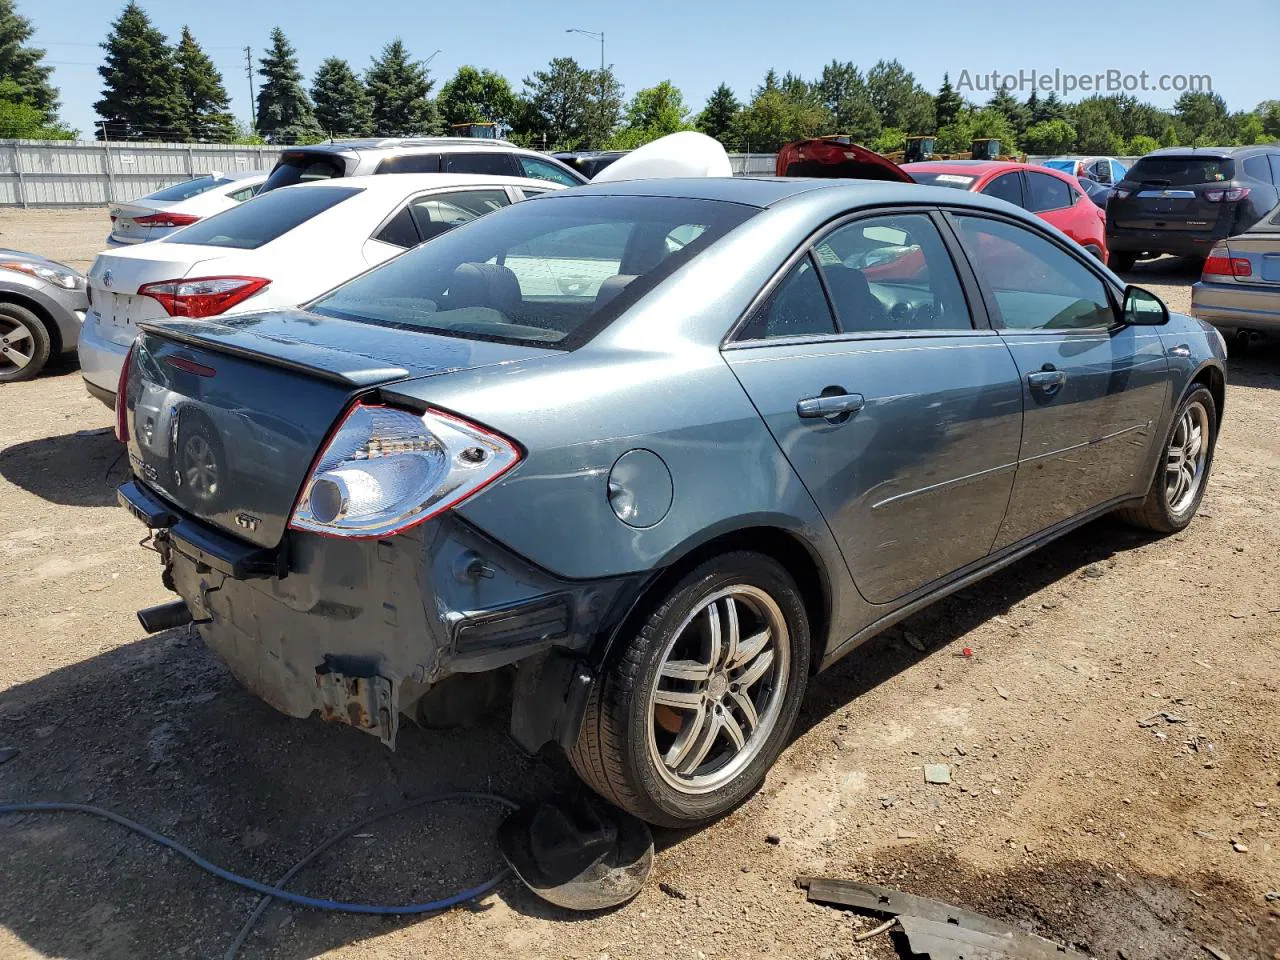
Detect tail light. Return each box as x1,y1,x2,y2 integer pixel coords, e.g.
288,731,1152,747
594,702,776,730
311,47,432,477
114,341,137,442
132,212,201,227
1202,254,1252,278
289,402,522,539
1203,187,1250,202
138,276,269,318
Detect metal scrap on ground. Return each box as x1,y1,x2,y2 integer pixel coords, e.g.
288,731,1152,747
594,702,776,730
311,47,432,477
798,877,1087,959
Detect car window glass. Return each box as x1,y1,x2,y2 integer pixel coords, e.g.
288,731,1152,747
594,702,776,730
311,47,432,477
1025,172,1072,212
665,222,707,253
501,221,630,299
408,189,511,241
954,215,1115,330
163,186,361,250
739,255,836,340
1270,155,1280,185
374,154,442,174
1243,156,1270,182
518,155,583,186
981,173,1023,206
262,153,345,191
374,205,420,248
145,176,230,202
227,185,259,202
813,214,971,332
443,152,516,176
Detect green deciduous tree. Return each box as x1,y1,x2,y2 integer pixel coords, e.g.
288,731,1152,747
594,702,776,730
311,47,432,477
1021,119,1076,155
0,79,73,137
438,66,517,131
516,57,592,149
866,59,934,132
175,27,235,142
256,27,323,143
1127,135,1160,156
1257,100,1280,139
0,0,59,124
1174,91,1230,146
696,82,739,144
95,2,186,140
731,86,828,152
366,39,438,136
1069,97,1125,154
1231,111,1266,145
582,66,623,149
311,57,372,137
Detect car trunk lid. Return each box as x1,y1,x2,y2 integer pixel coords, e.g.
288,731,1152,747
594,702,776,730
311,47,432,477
775,139,916,183
88,246,235,346
124,309,554,548
1110,154,1237,232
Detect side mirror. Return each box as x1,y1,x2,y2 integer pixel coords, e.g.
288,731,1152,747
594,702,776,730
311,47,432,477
1123,285,1169,326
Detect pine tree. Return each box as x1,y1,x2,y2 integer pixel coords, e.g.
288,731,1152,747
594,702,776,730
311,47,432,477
94,2,186,140
366,39,438,136
0,0,59,124
175,27,235,142
256,27,323,143
696,83,740,144
935,73,964,128
312,57,372,137
1031,91,1066,124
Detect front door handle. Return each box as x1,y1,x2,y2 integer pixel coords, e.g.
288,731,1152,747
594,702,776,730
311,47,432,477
1027,368,1066,395
797,392,865,421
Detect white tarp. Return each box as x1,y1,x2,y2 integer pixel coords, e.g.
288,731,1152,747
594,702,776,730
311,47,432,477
591,132,733,182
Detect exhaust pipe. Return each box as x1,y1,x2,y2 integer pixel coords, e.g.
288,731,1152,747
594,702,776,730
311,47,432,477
137,600,193,634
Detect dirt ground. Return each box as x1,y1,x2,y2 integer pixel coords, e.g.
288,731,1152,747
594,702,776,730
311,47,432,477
1,208,1278,960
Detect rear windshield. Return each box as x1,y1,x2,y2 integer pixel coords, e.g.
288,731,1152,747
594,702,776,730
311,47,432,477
311,195,757,348
1126,156,1235,186
145,176,234,202
904,170,977,190
261,152,346,192
163,186,361,249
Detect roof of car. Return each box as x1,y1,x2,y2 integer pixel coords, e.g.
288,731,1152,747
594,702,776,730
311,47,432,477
902,159,1065,178
285,137,520,154
275,172,562,196
1140,145,1265,158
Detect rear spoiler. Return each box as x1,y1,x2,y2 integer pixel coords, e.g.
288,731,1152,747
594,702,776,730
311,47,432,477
776,139,916,183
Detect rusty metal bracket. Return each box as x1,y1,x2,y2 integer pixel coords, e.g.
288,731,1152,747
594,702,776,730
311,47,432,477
315,666,397,748
798,877,1086,960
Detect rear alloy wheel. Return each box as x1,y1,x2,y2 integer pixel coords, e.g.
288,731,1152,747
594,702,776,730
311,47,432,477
1118,386,1217,534
1109,251,1137,272
0,302,52,383
570,552,810,827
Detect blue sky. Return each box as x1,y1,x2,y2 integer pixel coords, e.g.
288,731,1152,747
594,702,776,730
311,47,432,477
30,0,1279,140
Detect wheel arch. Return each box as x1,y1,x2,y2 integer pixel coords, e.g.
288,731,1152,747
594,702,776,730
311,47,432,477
0,292,62,354
1189,361,1225,428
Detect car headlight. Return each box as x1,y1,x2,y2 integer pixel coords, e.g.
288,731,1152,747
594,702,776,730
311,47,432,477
0,260,82,290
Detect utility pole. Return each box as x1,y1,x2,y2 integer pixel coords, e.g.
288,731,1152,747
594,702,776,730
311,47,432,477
244,46,256,132
566,28,605,149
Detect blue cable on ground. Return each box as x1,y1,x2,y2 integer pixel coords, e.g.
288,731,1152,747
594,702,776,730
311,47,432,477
0,793,519,958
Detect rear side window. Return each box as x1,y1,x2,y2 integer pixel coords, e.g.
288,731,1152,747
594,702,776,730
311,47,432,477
375,154,442,174
227,185,260,202
165,186,361,250
374,206,420,248
518,155,585,186
145,176,232,202
739,255,836,340
1025,172,1072,212
1126,156,1235,186
443,152,518,176
1270,155,1280,185
408,189,511,241
261,153,346,191
981,173,1023,207
1243,156,1271,182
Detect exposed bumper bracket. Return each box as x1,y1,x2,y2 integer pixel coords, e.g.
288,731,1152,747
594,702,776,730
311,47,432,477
315,659,398,748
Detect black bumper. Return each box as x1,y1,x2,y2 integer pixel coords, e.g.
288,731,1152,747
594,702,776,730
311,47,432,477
1106,227,1226,258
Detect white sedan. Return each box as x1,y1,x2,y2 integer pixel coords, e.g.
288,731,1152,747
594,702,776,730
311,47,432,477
106,171,268,247
80,173,561,407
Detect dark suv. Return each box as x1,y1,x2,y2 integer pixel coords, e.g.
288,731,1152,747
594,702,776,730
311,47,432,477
259,138,589,193
1107,146,1280,270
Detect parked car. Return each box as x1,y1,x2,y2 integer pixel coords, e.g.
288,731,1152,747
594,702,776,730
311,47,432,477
79,172,561,408
1044,156,1128,184
106,171,268,247
1077,176,1115,208
259,138,588,193
1191,202,1280,344
0,250,86,382
902,160,1109,261
1106,146,1280,271
553,150,630,179
116,176,1225,828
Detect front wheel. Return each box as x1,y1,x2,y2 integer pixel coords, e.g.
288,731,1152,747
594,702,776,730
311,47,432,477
1118,385,1217,534
0,302,52,382
569,552,810,827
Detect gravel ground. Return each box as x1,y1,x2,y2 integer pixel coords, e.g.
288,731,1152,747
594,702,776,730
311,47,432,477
1,208,1278,960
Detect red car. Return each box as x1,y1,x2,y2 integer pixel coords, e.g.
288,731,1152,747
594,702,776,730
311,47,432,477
902,160,1109,264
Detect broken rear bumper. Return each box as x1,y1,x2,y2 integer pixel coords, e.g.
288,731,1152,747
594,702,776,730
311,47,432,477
119,479,642,748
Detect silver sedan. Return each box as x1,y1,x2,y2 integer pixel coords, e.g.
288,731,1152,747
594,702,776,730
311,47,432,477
0,250,86,382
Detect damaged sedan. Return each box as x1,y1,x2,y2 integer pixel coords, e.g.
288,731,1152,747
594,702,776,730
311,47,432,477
116,177,1225,827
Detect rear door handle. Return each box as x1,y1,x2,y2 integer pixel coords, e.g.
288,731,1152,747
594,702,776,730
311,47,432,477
797,392,865,420
1026,369,1066,395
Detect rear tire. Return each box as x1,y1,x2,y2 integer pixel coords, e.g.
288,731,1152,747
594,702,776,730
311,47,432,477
1109,251,1137,272
569,551,810,827
0,302,52,382
1118,386,1217,534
